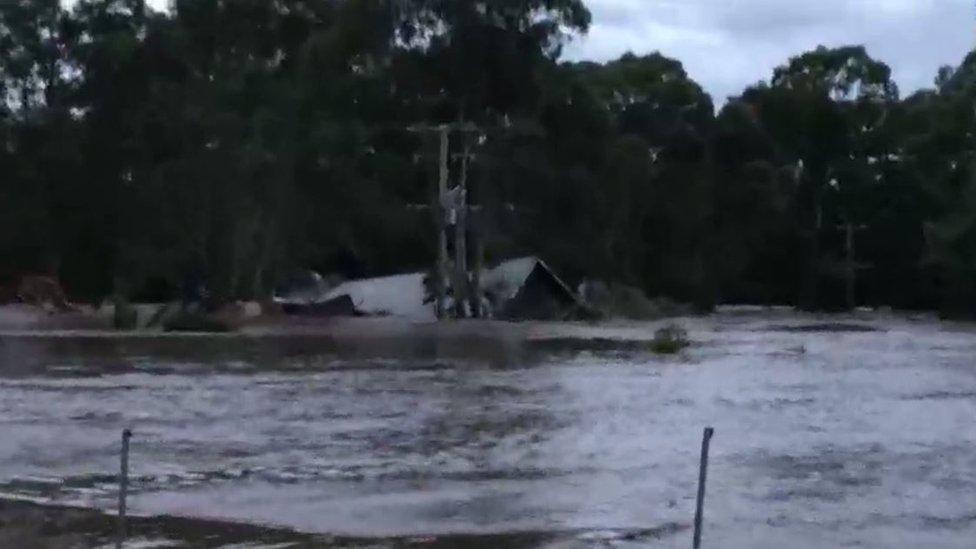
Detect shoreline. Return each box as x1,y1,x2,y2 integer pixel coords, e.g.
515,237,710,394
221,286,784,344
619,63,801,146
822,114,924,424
0,307,962,364
0,497,319,548
0,303,945,337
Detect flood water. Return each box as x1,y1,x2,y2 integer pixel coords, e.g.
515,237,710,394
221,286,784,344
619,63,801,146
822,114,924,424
1,310,976,548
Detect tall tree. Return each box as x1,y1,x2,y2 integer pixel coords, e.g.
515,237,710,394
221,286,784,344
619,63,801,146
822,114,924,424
738,45,898,310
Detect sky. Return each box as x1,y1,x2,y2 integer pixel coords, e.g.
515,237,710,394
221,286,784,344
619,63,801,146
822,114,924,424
562,0,975,103
83,0,973,104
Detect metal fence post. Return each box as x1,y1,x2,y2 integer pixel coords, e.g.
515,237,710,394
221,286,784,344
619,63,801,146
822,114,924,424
117,429,132,549
693,427,714,549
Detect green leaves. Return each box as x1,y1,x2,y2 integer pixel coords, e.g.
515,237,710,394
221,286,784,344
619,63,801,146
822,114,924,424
771,45,898,102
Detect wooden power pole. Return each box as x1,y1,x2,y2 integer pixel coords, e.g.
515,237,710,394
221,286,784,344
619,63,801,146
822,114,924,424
436,127,450,319
453,140,476,318
410,121,482,320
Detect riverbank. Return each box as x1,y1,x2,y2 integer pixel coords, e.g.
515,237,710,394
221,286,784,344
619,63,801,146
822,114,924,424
0,497,316,548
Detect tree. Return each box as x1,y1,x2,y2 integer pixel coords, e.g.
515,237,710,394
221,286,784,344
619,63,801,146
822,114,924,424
738,45,898,310
392,0,591,123
0,0,85,289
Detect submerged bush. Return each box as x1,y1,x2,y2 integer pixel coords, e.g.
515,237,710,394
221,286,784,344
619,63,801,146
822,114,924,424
579,281,695,320
649,324,690,354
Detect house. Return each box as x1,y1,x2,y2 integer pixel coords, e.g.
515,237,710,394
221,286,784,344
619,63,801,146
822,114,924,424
321,273,435,320
276,256,586,321
481,257,587,321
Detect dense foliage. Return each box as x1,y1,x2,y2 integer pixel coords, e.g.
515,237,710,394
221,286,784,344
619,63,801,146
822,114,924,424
2,1,976,316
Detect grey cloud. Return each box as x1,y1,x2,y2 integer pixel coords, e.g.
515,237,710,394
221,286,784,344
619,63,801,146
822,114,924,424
69,0,971,104
564,0,972,103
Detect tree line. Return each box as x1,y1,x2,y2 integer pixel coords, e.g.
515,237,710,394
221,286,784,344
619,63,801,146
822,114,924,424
3,0,976,316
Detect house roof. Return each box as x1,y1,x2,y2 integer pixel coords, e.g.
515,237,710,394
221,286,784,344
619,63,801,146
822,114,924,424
482,256,579,305
323,273,436,321
284,256,579,321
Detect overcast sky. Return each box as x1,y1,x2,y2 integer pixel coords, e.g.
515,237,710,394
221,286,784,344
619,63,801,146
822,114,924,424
563,0,974,103
111,0,974,103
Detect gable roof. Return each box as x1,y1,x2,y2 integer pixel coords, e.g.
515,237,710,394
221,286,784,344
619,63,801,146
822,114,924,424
286,256,580,321
482,256,580,306
323,273,435,321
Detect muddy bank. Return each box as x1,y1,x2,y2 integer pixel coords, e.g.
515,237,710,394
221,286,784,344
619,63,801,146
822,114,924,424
0,497,316,548
0,498,683,548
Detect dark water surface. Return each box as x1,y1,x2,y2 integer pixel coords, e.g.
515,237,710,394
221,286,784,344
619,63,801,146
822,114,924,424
1,311,975,548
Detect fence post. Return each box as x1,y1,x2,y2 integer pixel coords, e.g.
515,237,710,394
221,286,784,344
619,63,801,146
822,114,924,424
692,427,714,549
117,429,132,549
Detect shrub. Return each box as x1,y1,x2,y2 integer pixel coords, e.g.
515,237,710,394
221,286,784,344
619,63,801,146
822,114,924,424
580,280,692,320
649,324,690,354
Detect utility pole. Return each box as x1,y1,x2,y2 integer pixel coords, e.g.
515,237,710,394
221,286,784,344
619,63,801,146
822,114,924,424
472,230,485,318
410,121,482,320
436,127,450,319
453,140,476,318
408,123,451,319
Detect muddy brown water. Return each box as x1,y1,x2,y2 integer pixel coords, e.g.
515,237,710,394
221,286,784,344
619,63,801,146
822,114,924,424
1,310,975,548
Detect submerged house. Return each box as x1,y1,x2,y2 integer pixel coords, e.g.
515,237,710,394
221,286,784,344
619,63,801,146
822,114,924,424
322,273,434,320
481,257,586,321
274,257,586,321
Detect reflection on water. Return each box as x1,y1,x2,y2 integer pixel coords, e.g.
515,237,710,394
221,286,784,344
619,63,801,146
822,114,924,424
1,311,976,548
